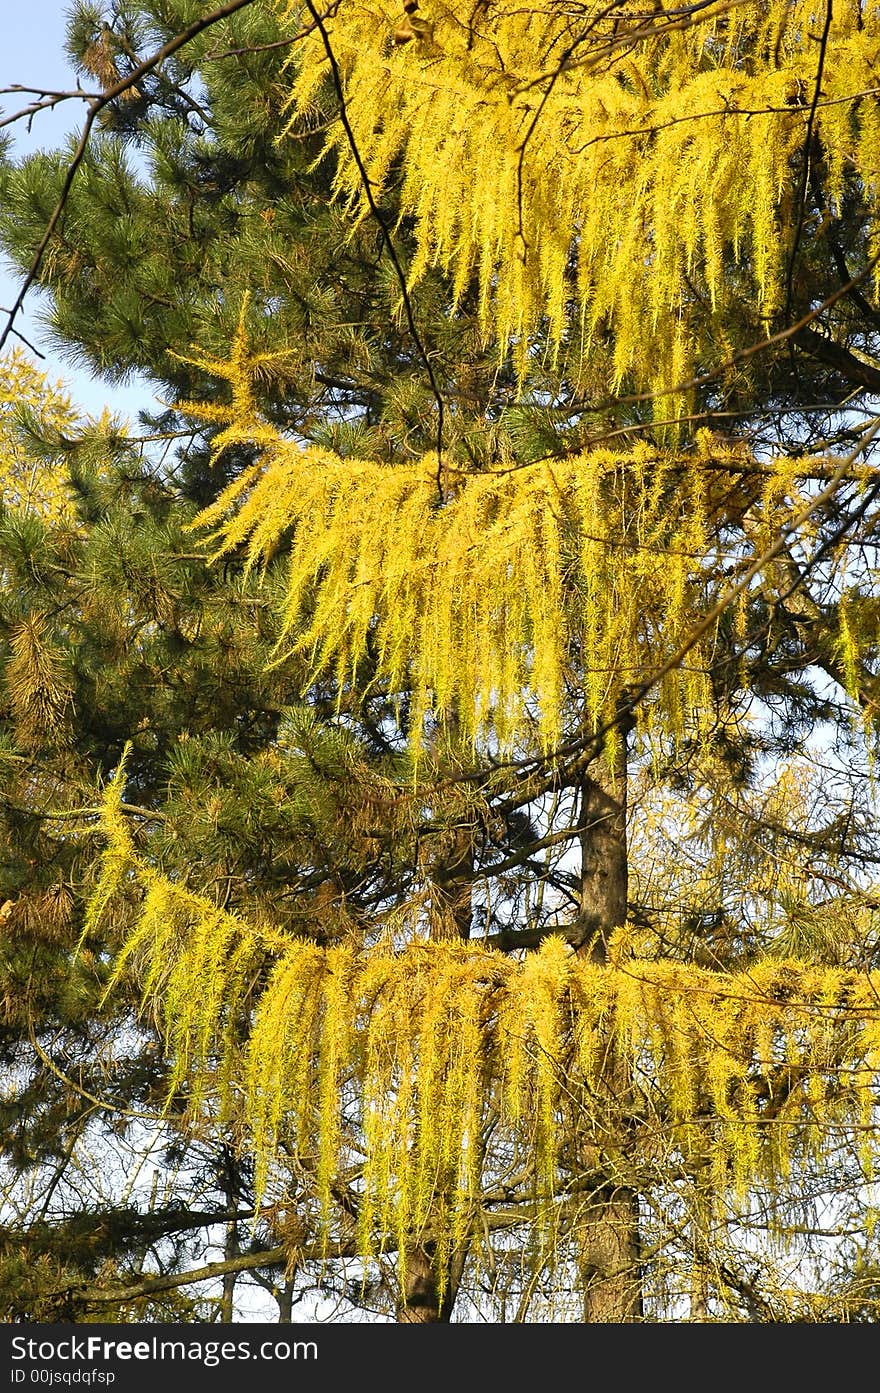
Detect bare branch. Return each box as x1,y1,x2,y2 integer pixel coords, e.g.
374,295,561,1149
0,309,45,357
0,87,100,132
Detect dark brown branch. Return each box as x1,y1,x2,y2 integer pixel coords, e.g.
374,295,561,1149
792,326,880,394
569,86,880,157
0,308,45,357
57,1189,581,1308
73,1244,290,1305
0,88,101,131
481,921,590,952
203,35,297,59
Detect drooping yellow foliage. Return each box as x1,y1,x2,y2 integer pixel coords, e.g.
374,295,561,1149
85,761,880,1273
0,350,78,521
194,439,717,752
628,749,880,966
275,0,880,391
182,331,839,752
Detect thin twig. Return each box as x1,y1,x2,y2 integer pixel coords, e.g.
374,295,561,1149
302,0,447,499
0,87,101,131
0,309,46,358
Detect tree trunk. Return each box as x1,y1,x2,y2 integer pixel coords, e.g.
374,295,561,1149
576,719,644,1323
275,1275,296,1322
689,1179,711,1321
219,1145,240,1322
578,1182,643,1322
578,761,629,944
397,734,474,1321
399,1243,466,1323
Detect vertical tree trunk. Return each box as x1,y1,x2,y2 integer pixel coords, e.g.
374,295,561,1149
689,1179,711,1321
576,718,644,1323
399,1243,467,1322
219,1145,240,1322
276,1276,296,1323
398,738,474,1321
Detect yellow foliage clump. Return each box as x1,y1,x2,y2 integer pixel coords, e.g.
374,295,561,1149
180,327,845,754
0,350,78,522
85,761,880,1273
275,0,880,393
181,327,780,751
193,432,730,753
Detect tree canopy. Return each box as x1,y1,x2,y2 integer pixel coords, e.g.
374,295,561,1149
3,0,880,1322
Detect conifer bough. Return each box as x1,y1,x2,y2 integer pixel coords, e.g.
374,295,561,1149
277,0,880,393
86,761,880,1298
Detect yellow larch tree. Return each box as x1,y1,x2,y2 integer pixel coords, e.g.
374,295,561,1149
280,0,880,396
62,0,880,1320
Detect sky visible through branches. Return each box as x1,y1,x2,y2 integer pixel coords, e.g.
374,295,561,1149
0,1,153,420
0,2,305,1322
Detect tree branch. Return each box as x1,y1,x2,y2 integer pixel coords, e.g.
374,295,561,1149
792,326,880,394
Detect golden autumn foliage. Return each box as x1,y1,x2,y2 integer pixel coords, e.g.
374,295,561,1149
0,350,78,521
84,756,880,1289
45,0,880,1316
276,0,880,392
179,316,870,755
159,0,880,760
190,434,715,752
